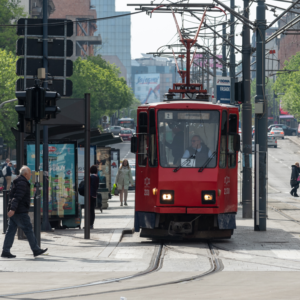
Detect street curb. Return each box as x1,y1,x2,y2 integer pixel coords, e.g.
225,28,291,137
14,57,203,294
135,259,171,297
286,136,300,147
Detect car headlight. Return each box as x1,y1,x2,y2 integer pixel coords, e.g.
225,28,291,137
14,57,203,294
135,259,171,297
160,190,174,204
202,191,216,204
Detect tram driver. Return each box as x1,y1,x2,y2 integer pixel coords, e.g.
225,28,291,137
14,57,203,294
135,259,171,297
182,135,212,167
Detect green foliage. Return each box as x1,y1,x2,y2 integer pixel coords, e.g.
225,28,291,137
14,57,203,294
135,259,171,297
71,56,136,128
274,51,300,120
0,49,19,148
0,0,26,52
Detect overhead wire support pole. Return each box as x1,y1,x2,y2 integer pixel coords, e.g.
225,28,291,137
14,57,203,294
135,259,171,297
213,17,217,102
230,0,235,105
222,17,227,77
242,0,252,219
255,0,267,231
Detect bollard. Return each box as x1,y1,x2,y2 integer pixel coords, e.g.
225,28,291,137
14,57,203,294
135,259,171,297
2,190,9,234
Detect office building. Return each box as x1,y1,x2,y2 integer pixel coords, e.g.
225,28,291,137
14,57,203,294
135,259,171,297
91,0,131,82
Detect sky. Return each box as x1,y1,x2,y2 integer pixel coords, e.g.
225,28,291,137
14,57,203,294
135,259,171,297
115,0,292,61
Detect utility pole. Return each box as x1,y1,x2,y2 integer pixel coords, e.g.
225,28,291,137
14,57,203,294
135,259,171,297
242,0,252,219
230,0,235,104
255,0,267,231
213,18,217,102
222,19,227,77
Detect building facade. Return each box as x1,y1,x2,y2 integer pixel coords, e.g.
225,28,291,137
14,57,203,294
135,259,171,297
91,0,131,83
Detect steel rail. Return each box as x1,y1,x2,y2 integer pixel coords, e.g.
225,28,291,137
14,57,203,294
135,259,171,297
0,243,164,297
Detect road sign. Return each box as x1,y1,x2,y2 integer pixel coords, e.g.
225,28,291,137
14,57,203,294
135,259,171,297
16,79,73,97
17,18,73,37
216,76,231,104
17,39,73,57
17,58,73,77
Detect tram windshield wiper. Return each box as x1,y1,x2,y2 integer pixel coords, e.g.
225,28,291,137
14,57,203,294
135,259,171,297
173,148,197,173
198,151,216,172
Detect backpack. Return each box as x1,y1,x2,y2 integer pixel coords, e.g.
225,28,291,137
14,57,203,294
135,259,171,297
2,166,7,176
78,180,85,196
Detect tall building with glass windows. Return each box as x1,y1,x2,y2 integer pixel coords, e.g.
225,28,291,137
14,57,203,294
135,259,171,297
91,0,131,83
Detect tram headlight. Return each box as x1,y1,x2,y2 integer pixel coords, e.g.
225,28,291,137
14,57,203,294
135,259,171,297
160,190,174,204
202,191,216,204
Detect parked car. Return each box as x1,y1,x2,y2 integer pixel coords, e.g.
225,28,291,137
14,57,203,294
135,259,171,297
252,126,255,138
269,127,284,139
119,129,133,141
110,126,123,136
268,135,277,148
268,124,297,136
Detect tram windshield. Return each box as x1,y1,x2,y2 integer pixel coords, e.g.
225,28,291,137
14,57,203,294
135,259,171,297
158,110,220,169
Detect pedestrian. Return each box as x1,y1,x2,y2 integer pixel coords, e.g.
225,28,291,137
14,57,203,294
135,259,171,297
2,158,10,190
90,165,99,229
1,166,47,258
290,162,300,197
115,159,133,206
5,162,13,191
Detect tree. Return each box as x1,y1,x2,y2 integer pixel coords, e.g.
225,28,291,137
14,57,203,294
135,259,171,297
0,0,26,52
0,49,19,148
71,57,136,128
274,51,300,120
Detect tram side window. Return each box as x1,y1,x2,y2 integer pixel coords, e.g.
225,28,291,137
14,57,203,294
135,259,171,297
228,114,238,168
138,112,148,166
149,109,158,167
219,111,227,168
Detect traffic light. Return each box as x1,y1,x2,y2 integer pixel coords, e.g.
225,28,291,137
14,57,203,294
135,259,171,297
235,81,244,104
15,87,61,127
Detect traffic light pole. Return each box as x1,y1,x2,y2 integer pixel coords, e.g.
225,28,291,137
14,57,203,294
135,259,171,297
41,0,51,232
242,0,252,219
34,120,41,247
255,0,267,231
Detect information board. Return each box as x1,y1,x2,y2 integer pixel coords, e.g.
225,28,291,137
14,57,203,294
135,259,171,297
216,76,231,104
26,143,77,219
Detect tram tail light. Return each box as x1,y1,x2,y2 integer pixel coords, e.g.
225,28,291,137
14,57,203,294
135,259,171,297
160,190,174,204
202,191,216,204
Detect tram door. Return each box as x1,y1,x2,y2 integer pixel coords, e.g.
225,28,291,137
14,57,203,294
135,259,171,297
136,109,158,211
219,110,239,208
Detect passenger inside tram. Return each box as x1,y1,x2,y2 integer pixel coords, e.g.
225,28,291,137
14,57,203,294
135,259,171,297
158,110,219,168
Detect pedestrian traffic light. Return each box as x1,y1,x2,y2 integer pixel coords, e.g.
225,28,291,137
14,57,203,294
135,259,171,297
15,86,61,125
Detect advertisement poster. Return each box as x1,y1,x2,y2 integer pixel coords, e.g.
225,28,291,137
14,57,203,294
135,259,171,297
134,74,160,104
216,76,231,104
111,149,120,189
27,143,77,218
78,147,96,205
96,147,111,191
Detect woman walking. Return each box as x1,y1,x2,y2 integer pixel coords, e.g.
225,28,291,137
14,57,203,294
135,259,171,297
90,165,99,228
115,159,133,206
290,162,300,197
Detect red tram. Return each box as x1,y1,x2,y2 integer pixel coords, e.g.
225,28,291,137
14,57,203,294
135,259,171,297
131,101,240,239
131,6,240,239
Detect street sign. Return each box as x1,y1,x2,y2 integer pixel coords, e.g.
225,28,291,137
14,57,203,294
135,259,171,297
17,18,73,37
16,79,73,97
216,76,231,104
17,39,73,57
16,58,73,77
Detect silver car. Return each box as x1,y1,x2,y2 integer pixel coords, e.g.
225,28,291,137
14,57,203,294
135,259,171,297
269,128,284,139
268,135,277,148
110,126,123,136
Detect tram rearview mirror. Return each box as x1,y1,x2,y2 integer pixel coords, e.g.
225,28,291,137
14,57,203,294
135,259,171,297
131,136,137,153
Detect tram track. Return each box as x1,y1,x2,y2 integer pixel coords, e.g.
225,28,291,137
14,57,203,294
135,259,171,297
0,241,222,299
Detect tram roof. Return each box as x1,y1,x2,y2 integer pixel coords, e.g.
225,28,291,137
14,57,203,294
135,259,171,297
138,101,238,110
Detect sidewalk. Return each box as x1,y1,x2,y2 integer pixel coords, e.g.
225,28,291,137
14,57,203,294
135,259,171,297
0,193,146,273
285,135,300,146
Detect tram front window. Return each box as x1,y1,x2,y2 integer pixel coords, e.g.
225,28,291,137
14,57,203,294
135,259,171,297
158,110,220,168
